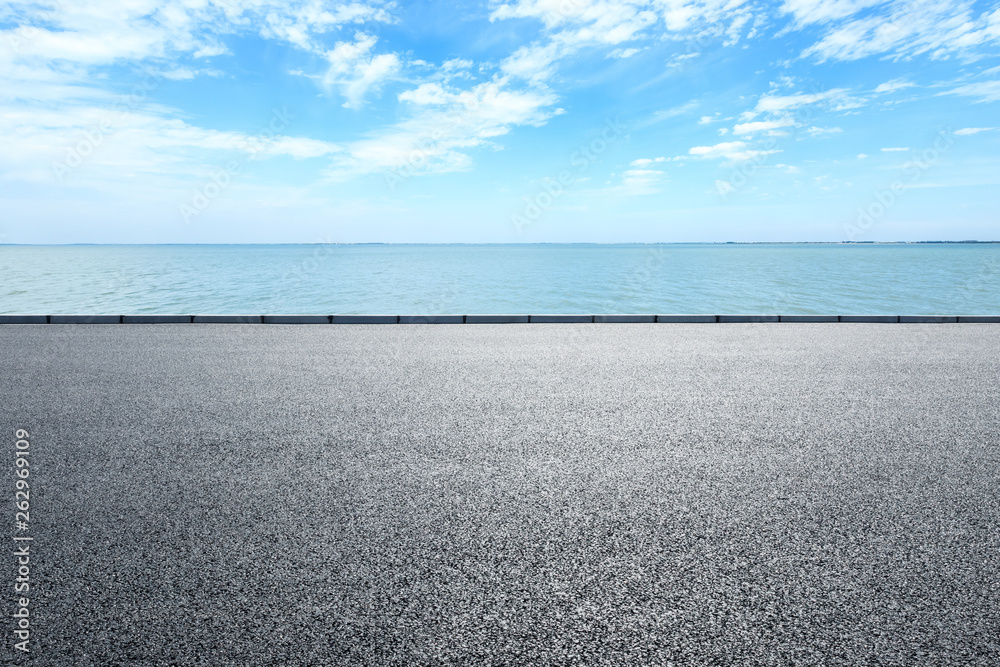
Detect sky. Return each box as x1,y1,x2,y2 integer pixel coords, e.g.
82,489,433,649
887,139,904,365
0,0,998,243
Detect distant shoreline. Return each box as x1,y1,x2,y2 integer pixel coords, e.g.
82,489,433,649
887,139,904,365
1,241,998,246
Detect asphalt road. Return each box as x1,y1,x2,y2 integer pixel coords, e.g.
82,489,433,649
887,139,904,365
2,324,999,665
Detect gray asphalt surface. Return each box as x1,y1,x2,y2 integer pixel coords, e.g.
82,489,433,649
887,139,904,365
3,324,999,666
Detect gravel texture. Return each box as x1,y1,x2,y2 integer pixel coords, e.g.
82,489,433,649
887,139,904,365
2,323,999,665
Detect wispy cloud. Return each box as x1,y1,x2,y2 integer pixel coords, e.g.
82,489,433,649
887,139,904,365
0,0,395,185
326,77,560,178
617,167,667,195
630,157,669,166
0,103,340,189
322,32,400,108
943,80,1000,103
954,127,996,135
733,118,795,135
797,0,1000,62
874,79,915,94
780,0,885,27
688,141,781,163
746,88,851,117
0,0,395,72
490,0,760,87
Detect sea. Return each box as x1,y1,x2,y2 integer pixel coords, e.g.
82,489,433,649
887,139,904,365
1,243,998,315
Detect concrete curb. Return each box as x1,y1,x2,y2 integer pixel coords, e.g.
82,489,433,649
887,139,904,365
466,315,531,324
193,315,263,324
840,315,899,323
50,315,122,324
899,315,959,323
121,315,193,324
657,315,717,323
595,314,656,323
261,315,331,324
1,314,998,325
530,315,595,323
332,315,399,324
718,315,780,323
958,316,1000,323
779,315,839,323
399,315,465,324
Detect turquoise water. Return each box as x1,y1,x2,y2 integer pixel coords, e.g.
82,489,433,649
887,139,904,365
1,244,998,315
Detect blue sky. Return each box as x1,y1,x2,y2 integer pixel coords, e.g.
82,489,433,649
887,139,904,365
1,0,998,243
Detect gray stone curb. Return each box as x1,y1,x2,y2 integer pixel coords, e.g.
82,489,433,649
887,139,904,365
957,316,1000,323
899,316,959,323
398,315,465,324
50,315,122,324
718,315,780,323
193,315,264,324
529,315,595,323
840,315,899,323
465,315,530,324
1,314,998,325
261,315,331,324
779,315,840,322
595,314,656,323
121,315,193,324
332,315,399,324
656,315,717,323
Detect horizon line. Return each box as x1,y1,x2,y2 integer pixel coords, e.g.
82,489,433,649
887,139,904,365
2,240,998,247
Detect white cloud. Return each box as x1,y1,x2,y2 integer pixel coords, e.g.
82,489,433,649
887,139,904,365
0,0,395,70
327,78,561,178
158,67,224,80
804,125,842,135
857,153,868,158
0,102,340,190
0,1,384,197
733,118,795,134
398,83,452,106
731,87,861,146
490,0,658,38
161,68,197,81
608,47,641,58
749,88,850,116
954,127,996,135
874,78,915,94
881,147,909,152
323,33,400,108
618,167,667,194
688,141,780,163
780,0,886,27
798,1,1000,63
442,58,474,71
630,157,668,166
490,0,760,85
943,80,1000,103
500,42,562,82
193,44,230,58
258,1,392,52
